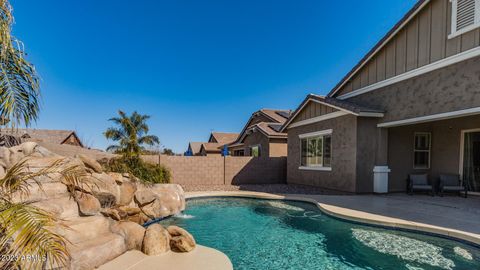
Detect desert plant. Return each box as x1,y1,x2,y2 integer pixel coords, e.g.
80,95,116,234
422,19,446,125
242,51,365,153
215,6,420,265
104,110,159,159
101,156,170,184
0,0,41,128
0,159,88,269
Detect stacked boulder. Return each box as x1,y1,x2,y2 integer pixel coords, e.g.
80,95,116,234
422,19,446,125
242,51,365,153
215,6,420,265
0,142,195,270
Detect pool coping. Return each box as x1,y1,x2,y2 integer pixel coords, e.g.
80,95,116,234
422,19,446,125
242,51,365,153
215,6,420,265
186,191,480,247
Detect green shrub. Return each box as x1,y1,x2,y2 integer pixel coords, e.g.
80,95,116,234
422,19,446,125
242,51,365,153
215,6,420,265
101,157,171,184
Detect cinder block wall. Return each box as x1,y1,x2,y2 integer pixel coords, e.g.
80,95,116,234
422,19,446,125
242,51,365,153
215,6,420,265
142,155,286,185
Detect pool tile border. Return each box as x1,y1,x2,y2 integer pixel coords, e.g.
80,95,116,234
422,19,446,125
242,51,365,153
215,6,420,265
186,191,480,248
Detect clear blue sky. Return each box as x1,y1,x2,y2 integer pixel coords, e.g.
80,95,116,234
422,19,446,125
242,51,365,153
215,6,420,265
10,0,417,153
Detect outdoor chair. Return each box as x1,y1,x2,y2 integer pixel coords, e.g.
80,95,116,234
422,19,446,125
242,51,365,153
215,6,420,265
439,174,467,198
407,174,434,196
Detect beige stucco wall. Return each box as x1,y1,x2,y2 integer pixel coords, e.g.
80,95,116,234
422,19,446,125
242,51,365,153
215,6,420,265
286,115,358,193
388,114,480,192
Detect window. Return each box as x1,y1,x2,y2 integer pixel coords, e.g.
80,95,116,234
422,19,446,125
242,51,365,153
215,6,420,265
299,130,332,170
414,132,431,169
250,145,260,157
450,0,480,38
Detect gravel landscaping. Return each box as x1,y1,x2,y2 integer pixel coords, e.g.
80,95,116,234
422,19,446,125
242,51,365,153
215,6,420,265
181,184,349,195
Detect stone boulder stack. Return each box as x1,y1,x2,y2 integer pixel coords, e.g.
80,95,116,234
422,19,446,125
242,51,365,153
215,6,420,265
0,142,195,270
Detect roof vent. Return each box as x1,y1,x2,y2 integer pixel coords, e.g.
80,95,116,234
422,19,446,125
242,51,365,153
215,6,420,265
450,0,480,38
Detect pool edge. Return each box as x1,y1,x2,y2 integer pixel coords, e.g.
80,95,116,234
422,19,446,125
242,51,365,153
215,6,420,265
185,191,480,248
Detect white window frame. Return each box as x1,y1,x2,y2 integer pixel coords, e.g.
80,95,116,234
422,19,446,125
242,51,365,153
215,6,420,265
449,0,480,39
413,132,431,170
299,129,332,171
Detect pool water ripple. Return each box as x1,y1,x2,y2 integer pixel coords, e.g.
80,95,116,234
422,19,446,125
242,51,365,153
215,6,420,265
159,198,480,270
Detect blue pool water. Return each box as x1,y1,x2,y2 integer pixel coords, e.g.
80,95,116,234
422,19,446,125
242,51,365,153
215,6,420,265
159,198,480,270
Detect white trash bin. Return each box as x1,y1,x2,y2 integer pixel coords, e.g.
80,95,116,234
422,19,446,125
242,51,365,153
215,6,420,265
373,166,391,193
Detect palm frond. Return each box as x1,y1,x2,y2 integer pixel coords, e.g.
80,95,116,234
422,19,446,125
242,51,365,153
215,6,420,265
0,202,69,269
0,0,40,128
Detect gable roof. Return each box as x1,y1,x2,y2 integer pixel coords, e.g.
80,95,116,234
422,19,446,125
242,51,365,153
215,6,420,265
2,128,83,147
230,108,291,146
200,142,223,153
187,142,203,155
328,0,430,97
281,94,384,131
209,132,239,145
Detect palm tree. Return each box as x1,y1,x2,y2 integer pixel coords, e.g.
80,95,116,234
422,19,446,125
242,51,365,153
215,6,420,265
0,0,40,128
104,110,160,159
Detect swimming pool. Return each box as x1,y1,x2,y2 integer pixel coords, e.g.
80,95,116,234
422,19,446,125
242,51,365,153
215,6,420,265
159,197,480,270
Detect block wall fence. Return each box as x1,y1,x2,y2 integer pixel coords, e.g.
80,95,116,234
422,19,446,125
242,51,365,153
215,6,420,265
142,155,286,185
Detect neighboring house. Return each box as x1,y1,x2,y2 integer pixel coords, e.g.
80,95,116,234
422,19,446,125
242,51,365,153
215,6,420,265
185,132,239,156
2,129,83,147
185,142,203,156
230,109,291,157
282,0,480,194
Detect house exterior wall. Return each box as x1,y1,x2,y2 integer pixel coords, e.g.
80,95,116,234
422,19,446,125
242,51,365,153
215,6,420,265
335,0,480,97
287,115,358,193
62,134,82,147
243,131,270,156
269,138,288,157
387,114,480,192
347,56,480,123
355,118,381,193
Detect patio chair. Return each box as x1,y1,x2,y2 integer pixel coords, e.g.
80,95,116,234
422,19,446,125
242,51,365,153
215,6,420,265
439,174,467,198
407,174,434,196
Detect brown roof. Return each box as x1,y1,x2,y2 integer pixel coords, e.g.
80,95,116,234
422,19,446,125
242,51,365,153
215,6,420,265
2,128,82,146
201,142,222,153
210,132,239,145
188,142,203,155
260,109,291,124
255,122,287,138
281,94,384,131
328,0,429,97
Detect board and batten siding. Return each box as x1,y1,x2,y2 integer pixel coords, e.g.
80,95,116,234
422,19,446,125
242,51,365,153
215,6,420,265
335,0,480,97
291,102,338,123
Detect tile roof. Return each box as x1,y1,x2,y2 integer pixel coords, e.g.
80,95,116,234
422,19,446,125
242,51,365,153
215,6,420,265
255,122,287,138
310,94,385,114
210,132,239,144
188,142,203,155
260,109,292,124
2,128,81,146
201,142,223,152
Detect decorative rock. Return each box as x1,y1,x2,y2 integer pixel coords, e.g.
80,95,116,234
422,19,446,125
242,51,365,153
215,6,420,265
118,181,136,206
90,173,120,203
0,147,11,168
142,224,170,255
141,199,171,219
118,206,141,216
20,142,38,156
75,191,101,216
77,154,103,173
94,192,117,208
111,221,146,250
101,208,121,221
167,226,196,252
34,146,58,157
108,172,123,184
134,190,156,206
0,166,5,179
